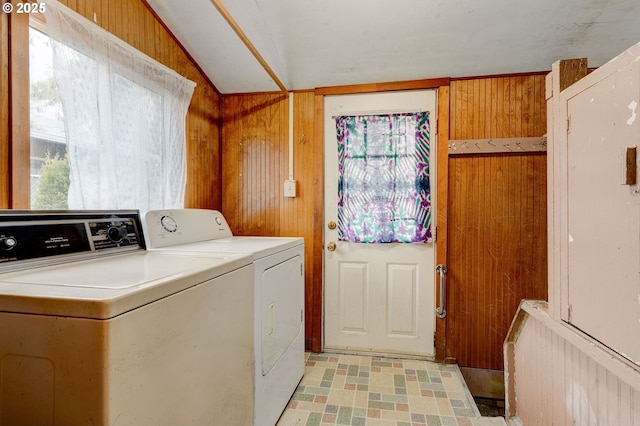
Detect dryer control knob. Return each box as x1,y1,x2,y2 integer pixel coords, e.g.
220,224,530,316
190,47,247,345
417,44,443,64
107,226,125,243
0,236,17,250
160,215,178,233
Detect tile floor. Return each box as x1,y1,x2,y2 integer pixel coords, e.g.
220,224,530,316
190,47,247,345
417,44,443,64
277,353,506,426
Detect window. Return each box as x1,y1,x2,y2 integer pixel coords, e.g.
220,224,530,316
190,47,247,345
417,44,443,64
29,25,68,209
27,1,195,211
335,112,432,243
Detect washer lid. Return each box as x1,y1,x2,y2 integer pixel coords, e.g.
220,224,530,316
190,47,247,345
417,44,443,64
0,251,251,319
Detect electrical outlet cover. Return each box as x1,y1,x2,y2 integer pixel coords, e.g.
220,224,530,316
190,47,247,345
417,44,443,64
284,180,296,197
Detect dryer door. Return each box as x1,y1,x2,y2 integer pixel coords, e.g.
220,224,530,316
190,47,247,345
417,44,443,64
261,255,304,375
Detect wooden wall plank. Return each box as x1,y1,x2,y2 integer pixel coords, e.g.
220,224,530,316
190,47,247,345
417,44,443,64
310,93,324,352
220,91,320,350
559,58,588,91
315,78,449,96
435,85,450,362
449,136,546,154
289,92,323,352
447,75,548,372
222,93,287,234
0,10,9,208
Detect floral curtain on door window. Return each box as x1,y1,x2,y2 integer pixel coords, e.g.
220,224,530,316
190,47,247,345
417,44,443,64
336,112,432,243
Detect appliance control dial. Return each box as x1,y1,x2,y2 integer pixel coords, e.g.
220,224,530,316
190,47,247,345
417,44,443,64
215,217,223,226
0,236,17,250
160,215,178,233
107,226,125,243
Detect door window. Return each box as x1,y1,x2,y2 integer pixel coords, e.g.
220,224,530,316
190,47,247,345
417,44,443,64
335,112,432,243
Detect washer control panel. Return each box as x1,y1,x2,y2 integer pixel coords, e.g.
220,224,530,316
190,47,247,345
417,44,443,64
0,210,144,271
89,218,141,249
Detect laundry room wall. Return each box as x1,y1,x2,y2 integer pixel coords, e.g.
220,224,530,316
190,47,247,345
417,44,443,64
221,91,322,347
0,1,549,357
0,0,222,209
221,74,549,354
445,74,548,374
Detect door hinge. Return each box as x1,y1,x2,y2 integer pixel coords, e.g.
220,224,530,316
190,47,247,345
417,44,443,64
300,263,303,276
568,304,573,322
567,115,571,134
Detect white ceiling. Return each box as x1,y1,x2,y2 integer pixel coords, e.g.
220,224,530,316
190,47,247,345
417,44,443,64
146,0,640,94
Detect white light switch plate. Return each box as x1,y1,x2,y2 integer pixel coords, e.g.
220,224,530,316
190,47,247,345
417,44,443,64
284,180,297,197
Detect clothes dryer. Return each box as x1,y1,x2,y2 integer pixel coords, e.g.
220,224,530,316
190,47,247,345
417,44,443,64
143,208,304,426
0,211,254,426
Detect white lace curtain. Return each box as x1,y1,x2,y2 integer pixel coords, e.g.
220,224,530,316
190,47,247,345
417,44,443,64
44,0,195,210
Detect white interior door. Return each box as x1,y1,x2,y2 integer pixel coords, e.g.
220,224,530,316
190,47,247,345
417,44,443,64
323,90,437,357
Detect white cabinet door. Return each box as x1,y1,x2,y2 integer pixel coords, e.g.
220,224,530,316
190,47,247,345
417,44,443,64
566,59,640,365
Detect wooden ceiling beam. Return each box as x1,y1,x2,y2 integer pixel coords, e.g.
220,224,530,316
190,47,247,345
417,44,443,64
209,0,288,94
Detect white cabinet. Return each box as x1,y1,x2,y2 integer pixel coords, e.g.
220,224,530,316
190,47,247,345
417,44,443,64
551,43,640,366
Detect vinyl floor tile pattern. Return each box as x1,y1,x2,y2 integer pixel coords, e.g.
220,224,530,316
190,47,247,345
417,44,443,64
277,353,506,426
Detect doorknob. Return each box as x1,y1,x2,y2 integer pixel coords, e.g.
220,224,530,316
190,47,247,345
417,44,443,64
327,241,337,251
327,221,337,230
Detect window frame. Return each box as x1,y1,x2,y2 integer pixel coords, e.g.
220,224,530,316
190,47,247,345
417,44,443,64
9,13,35,208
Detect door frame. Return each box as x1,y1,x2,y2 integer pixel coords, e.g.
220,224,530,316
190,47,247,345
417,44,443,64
308,78,451,355
434,86,450,363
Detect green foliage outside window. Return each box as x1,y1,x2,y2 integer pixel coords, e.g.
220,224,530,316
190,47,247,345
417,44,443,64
32,152,70,210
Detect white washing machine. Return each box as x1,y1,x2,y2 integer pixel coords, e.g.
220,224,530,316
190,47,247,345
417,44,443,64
0,210,254,426
143,208,305,426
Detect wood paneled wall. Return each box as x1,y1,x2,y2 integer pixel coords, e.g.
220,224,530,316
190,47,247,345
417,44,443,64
450,76,547,139
1,0,221,209
446,75,548,371
0,11,9,208
221,91,322,347
221,93,287,234
221,77,548,358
